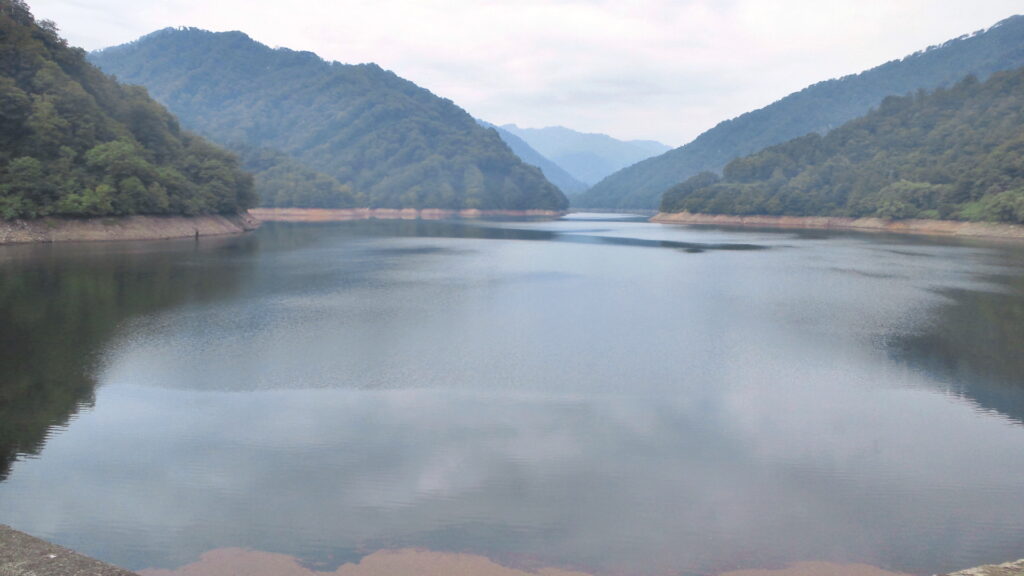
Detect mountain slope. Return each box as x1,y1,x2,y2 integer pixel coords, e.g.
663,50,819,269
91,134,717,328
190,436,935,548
578,14,1024,210
661,67,1024,224
232,145,359,209
0,1,255,220
478,121,588,196
90,28,567,212
500,125,671,186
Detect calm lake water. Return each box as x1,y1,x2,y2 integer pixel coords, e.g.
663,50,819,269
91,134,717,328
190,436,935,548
1,215,1023,575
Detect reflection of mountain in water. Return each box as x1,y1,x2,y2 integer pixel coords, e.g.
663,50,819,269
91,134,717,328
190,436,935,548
0,238,256,480
889,282,1024,425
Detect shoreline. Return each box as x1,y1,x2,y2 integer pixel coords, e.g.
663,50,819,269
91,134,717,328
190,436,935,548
250,207,565,222
0,212,259,245
567,208,658,216
651,212,1024,240
0,524,136,576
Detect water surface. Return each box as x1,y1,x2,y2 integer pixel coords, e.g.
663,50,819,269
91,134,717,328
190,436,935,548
0,215,1022,575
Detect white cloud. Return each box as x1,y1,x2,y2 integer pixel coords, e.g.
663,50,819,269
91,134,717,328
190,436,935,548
29,0,1024,146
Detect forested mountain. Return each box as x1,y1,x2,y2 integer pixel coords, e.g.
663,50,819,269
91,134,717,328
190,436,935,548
578,14,1024,210
0,0,255,220
91,29,567,212
500,124,671,186
233,145,359,209
478,121,588,196
661,67,1024,224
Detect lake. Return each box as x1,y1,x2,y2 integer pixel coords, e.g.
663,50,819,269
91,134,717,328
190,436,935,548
1,214,1023,576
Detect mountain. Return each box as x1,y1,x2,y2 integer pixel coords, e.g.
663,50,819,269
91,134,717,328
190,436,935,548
500,125,671,186
90,28,567,212
661,67,1024,224
477,121,588,196
232,145,358,209
577,14,1024,211
0,1,255,220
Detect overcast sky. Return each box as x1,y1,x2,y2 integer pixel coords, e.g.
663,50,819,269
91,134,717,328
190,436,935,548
29,0,1024,146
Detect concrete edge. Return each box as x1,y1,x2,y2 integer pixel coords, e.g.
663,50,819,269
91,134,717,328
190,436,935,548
0,525,138,576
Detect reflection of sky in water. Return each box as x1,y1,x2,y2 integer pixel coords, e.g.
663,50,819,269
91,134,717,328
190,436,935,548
1,219,1023,576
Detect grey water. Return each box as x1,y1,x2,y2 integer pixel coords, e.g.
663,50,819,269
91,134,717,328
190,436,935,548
1,215,1023,575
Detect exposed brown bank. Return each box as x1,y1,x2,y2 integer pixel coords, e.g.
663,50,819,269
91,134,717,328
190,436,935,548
251,207,565,222
0,213,259,245
652,212,1024,240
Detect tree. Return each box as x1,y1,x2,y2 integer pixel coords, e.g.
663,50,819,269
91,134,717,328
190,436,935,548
0,1,257,220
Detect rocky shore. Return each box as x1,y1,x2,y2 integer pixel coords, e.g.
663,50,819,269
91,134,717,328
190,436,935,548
651,212,1024,240
0,212,259,245
251,207,565,222
946,559,1024,576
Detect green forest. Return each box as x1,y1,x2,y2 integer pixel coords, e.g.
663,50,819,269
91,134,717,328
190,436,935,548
0,0,256,220
233,145,359,209
576,14,1024,211
91,29,568,212
661,67,1024,224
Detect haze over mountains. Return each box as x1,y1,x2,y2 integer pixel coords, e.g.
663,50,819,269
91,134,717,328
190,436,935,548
500,124,671,187
90,28,568,212
576,14,1024,211
478,121,588,196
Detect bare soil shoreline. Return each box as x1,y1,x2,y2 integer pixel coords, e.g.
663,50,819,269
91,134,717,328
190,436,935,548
0,212,259,245
251,207,565,222
0,204,565,245
652,212,1024,240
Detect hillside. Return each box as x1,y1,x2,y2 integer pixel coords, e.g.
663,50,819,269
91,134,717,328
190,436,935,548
91,29,567,212
0,0,256,220
660,67,1024,224
500,124,671,186
577,14,1024,210
478,121,588,196
232,145,359,209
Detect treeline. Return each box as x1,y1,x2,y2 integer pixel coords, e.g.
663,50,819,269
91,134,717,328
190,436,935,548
91,28,568,212
578,14,1024,210
233,145,358,209
0,0,256,220
661,67,1024,224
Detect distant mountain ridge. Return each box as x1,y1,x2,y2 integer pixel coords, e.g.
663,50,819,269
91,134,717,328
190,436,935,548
477,121,588,196
500,125,671,187
90,28,567,212
576,14,1024,210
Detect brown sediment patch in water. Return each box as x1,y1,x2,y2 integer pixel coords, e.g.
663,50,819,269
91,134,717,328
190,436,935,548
139,549,918,576
716,561,913,576
140,548,594,576
250,207,565,222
